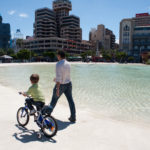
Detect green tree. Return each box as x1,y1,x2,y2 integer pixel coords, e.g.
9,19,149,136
116,52,127,62
81,52,87,59
17,49,30,60
65,53,70,59
128,56,134,63
43,52,56,61
0,49,5,56
6,48,14,56
11,54,18,60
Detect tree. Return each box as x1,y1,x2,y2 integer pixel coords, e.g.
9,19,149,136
116,51,127,63
81,52,87,60
43,51,56,61
128,56,134,63
17,49,30,60
6,48,14,56
11,54,18,60
0,49,5,56
65,53,70,59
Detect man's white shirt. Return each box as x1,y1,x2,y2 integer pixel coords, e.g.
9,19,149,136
56,59,71,84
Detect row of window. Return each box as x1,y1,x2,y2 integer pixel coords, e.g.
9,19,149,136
134,46,150,49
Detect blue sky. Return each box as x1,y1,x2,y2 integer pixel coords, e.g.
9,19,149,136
0,0,150,42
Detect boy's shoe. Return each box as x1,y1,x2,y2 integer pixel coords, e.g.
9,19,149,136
30,109,36,115
68,117,76,123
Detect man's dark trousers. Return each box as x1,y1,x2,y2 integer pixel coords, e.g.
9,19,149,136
49,82,76,120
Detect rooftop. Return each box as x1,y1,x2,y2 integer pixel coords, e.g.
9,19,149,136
53,0,71,4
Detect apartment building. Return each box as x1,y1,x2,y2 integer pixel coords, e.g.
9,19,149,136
23,37,91,55
23,0,91,55
61,15,82,42
89,24,116,51
34,8,57,38
119,13,150,60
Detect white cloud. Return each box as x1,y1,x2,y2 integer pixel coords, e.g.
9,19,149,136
116,39,119,44
19,13,28,18
8,10,16,15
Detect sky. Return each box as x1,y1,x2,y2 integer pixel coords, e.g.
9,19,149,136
0,0,150,43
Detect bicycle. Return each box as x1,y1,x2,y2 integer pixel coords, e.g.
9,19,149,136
16,92,58,139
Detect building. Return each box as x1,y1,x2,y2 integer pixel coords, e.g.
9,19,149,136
23,0,88,55
14,29,23,39
53,0,72,37
34,8,57,38
60,15,82,42
89,24,116,51
10,29,24,53
119,13,150,61
105,28,115,50
23,37,91,55
0,15,11,49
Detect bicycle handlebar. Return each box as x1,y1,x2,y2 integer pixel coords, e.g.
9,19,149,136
18,92,32,98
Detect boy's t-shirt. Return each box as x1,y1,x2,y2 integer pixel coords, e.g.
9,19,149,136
26,83,45,102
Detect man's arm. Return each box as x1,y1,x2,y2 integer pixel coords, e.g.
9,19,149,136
56,64,62,97
56,82,60,97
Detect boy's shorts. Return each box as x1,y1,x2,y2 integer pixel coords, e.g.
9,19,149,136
26,98,45,111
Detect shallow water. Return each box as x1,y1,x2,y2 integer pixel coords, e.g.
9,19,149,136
0,63,150,123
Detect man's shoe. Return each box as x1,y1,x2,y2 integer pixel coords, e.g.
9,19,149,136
68,117,76,123
30,109,36,115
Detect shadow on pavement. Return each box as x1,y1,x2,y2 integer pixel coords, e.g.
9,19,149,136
13,124,57,143
56,119,74,131
13,120,75,143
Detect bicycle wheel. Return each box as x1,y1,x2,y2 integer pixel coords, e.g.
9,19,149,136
42,115,58,138
17,107,29,127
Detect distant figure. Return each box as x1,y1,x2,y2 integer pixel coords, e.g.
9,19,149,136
49,51,76,123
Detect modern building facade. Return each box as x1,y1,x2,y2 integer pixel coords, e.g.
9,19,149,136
10,29,24,53
0,15,11,49
34,8,57,38
119,13,150,60
53,0,72,37
89,24,116,51
60,15,82,42
23,37,91,55
23,0,86,55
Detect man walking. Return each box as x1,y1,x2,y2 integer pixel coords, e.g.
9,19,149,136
49,50,76,123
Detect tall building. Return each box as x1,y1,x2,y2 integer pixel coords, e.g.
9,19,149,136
11,29,24,53
89,24,116,51
119,13,150,60
53,0,72,37
60,15,82,42
0,15,11,49
105,28,115,50
23,0,90,55
34,8,57,38
14,29,23,39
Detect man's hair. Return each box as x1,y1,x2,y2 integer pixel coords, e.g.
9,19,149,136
57,50,66,59
30,74,39,83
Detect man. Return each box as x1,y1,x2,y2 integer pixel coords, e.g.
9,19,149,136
49,50,76,123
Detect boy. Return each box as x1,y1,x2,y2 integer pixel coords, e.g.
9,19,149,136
22,74,45,115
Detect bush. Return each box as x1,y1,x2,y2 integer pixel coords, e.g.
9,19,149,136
17,49,30,60
128,56,134,63
146,59,150,65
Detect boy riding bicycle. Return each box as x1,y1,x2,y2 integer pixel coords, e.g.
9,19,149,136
21,74,45,115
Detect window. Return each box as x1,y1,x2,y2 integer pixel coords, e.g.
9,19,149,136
134,46,138,49
148,46,150,49
123,25,130,31
123,32,129,36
